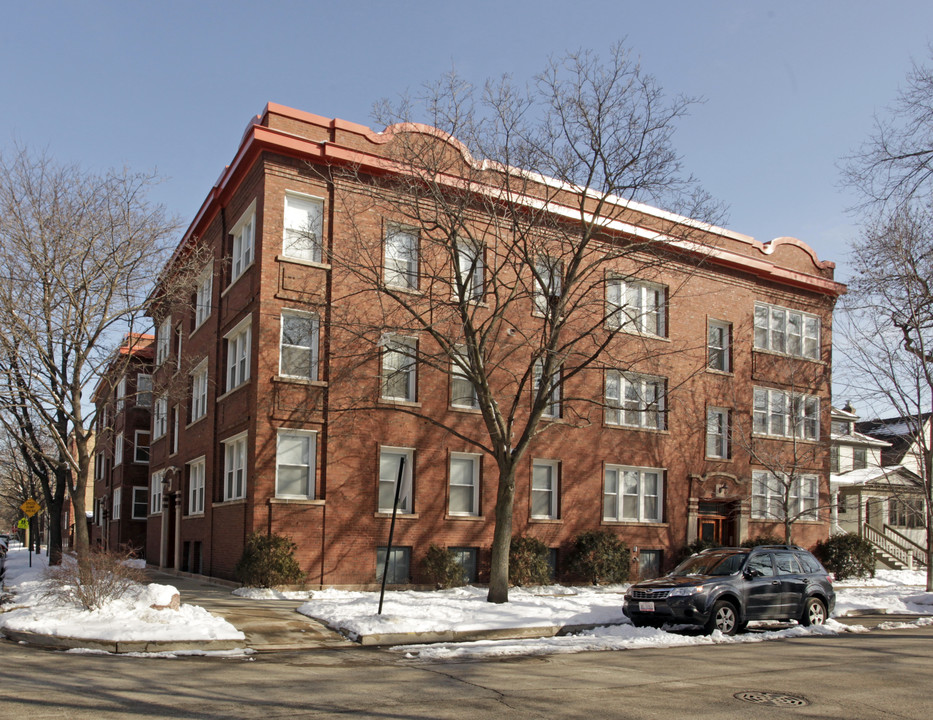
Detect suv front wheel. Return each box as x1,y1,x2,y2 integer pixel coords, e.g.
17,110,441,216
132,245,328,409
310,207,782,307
800,597,827,627
705,599,739,636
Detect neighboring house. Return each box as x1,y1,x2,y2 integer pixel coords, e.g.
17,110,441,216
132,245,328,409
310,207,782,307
830,406,927,570
91,334,154,556
144,103,845,586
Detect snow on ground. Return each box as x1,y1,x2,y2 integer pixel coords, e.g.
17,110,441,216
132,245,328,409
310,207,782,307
234,586,313,600
0,546,244,644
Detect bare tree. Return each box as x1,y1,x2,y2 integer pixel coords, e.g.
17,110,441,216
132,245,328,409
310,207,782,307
324,46,724,602
0,148,188,565
839,205,933,590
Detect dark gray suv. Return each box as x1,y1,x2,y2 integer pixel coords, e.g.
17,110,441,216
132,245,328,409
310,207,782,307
623,546,835,635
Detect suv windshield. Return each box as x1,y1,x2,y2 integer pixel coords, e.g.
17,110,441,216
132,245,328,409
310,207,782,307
671,552,748,577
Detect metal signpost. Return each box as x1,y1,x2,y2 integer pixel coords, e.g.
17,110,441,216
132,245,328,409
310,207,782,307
20,499,40,567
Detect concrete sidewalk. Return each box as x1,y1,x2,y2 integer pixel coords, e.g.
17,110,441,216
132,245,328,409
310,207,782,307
146,569,355,653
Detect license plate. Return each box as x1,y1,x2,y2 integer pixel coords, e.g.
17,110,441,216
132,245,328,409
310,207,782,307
639,601,655,612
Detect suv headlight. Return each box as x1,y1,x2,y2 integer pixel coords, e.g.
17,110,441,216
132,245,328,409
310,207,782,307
668,586,701,597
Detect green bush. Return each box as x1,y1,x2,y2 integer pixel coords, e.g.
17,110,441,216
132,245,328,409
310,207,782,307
509,536,552,586
421,544,467,589
741,535,784,548
569,530,630,584
813,533,876,581
673,538,720,564
235,532,306,588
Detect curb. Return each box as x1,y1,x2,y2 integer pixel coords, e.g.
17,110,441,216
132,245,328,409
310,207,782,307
351,622,618,647
1,629,245,654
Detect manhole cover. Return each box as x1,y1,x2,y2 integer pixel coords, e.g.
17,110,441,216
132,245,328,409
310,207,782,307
734,691,810,707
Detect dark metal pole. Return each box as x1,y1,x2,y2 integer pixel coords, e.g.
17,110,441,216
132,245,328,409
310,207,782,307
378,456,405,615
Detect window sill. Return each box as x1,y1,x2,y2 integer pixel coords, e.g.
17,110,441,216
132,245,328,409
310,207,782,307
378,398,422,409
529,517,561,524
751,433,820,444
270,498,324,505
186,415,207,431
705,455,734,463
603,423,669,435
273,375,327,387
450,404,482,414
445,514,484,521
384,283,422,296
752,347,824,365
216,498,247,507
705,367,734,377
216,382,250,403
601,520,668,527
184,512,205,519
375,512,419,519
189,319,209,339
276,255,331,270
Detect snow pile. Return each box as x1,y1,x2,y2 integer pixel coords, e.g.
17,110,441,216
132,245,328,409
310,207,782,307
0,547,244,643
233,587,313,600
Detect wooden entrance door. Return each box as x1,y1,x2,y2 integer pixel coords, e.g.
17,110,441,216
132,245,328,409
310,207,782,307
698,501,734,545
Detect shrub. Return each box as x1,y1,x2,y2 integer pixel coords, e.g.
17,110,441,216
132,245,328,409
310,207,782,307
509,536,551,586
741,535,784,548
813,533,876,581
421,544,467,589
44,547,148,611
568,530,631,584
673,538,720,564
235,532,306,588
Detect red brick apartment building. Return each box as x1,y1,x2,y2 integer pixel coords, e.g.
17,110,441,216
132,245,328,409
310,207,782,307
143,103,845,586
91,334,153,555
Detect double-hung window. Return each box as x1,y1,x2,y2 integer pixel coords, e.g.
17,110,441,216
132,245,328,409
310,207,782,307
384,224,418,289
225,317,251,391
379,447,413,513
751,471,819,521
753,387,820,440
531,459,559,519
283,192,324,263
194,264,213,329
533,359,561,418
114,432,124,467
188,458,205,515
533,256,562,315
134,430,150,463
116,378,126,413
381,335,416,402
605,371,666,430
450,346,479,409
137,374,152,408
449,453,480,516
112,487,121,521
153,396,168,438
604,466,663,522
754,302,820,359
706,407,730,459
607,277,666,336
150,470,163,515
455,240,484,302
223,433,248,501
276,430,316,499
156,317,171,365
707,320,731,371
132,487,148,520
190,361,208,422
280,310,319,380
230,203,255,282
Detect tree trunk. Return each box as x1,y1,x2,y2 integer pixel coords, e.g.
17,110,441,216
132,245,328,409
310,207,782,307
487,462,516,604
45,498,63,565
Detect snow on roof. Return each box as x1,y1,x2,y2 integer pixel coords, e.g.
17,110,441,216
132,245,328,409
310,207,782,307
830,465,916,487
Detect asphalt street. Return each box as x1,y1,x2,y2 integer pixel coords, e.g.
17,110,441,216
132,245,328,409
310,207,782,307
0,623,931,718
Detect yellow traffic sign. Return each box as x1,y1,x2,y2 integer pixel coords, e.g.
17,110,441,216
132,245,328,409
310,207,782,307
17,518,28,529
20,499,40,517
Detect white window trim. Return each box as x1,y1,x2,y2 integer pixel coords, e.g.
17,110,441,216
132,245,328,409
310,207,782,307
133,430,150,464
706,407,730,459
156,316,171,365
223,432,248,501
381,335,417,402
605,370,666,430
606,276,667,336
114,431,124,467
153,395,168,439
533,359,561,418
137,373,152,408
279,309,320,381
603,465,664,523
753,386,820,441
707,319,731,372
150,470,164,515
531,459,559,519
230,200,257,283
455,240,484,302
754,301,821,360
131,487,148,520
275,429,317,500
194,263,213,329
283,191,324,264
384,223,419,290
379,447,414,513
225,314,252,392
188,457,206,515
450,346,479,410
751,470,820,521
112,487,121,521
448,452,480,516
533,256,562,316
116,377,126,413
190,359,209,422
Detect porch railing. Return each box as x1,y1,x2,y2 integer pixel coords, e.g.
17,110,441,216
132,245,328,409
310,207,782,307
882,524,929,568
862,524,917,569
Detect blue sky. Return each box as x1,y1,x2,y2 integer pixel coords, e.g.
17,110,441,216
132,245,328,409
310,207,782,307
3,1,932,283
